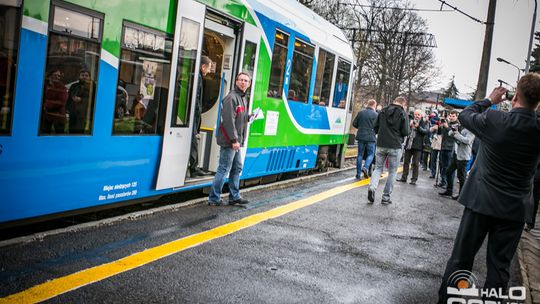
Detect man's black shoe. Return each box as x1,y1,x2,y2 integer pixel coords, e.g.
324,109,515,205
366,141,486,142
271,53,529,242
208,200,222,206
191,168,211,177
409,180,416,185
355,174,362,180
396,177,407,182
439,191,452,196
229,198,249,205
451,195,459,200
362,167,369,179
367,189,375,203
437,183,447,188
429,175,435,179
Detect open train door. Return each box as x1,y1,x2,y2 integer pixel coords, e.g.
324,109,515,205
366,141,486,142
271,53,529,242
156,0,205,190
238,22,261,159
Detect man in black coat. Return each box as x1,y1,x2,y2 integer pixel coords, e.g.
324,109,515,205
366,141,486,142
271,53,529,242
438,73,540,303
397,109,429,185
352,99,378,179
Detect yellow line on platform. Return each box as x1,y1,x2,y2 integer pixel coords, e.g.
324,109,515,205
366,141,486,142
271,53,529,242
0,175,384,304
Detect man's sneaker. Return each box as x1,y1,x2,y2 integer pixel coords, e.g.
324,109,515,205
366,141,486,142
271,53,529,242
208,200,222,206
409,180,417,185
381,198,392,205
451,194,459,200
367,189,375,203
362,167,369,179
229,198,249,205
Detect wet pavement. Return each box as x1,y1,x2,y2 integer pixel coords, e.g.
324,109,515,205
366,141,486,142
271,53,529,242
0,167,537,303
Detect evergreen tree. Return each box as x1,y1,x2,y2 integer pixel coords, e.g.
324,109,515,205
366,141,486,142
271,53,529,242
530,31,540,73
442,76,459,99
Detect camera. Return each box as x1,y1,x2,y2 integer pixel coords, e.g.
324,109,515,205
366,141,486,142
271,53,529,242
505,91,515,100
440,118,446,124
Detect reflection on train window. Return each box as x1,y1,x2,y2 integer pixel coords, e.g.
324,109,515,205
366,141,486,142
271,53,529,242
242,41,257,103
332,59,351,109
39,4,103,135
313,48,335,107
113,22,172,135
0,3,21,135
289,38,314,103
171,18,200,127
267,30,288,99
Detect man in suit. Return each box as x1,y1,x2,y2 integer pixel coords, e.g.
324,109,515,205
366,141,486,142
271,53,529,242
438,73,540,302
352,99,378,179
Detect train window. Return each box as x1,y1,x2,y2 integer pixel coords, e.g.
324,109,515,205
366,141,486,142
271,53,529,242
171,18,200,127
289,39,314,103
39,4,103,135
312,48,335,107
0,2,21,135
267,30,288,99
113,22,172,135
242,41,256,103
332,59,351,109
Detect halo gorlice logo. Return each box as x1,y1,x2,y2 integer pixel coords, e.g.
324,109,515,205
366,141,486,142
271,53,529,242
446,270,526,304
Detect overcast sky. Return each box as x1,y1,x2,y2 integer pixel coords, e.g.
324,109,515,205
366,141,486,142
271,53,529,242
408,0,538,98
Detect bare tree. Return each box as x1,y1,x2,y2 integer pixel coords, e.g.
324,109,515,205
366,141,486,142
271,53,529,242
299,0,439,108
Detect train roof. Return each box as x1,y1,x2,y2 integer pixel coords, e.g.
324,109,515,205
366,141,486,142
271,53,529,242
246,0,354,61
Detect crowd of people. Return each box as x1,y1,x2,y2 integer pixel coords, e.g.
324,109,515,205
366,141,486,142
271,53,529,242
352,73,540,302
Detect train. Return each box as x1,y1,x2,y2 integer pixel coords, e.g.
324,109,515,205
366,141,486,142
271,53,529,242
0,0,354,226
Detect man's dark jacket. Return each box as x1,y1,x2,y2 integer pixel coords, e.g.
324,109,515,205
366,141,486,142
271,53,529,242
217,86,248,147
373,104,410,149
352,107,378,142
405,118,430,151
458,99,540,222
438,124,457,151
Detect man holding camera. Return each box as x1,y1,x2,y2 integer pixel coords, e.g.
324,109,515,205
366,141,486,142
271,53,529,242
436,111,459,188
438,120,474,199
397,109,429,185
438,73,540,302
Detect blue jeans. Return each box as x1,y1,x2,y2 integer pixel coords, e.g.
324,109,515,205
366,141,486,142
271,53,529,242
369,147,401,201
356,141,375,176
209,146,243,203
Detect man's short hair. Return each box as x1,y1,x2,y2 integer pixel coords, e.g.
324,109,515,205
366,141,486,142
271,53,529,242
449,110,459,116
517,73,540,108
200,55,212,66
393,96,407,106
366,99,377,108
236,72,251,81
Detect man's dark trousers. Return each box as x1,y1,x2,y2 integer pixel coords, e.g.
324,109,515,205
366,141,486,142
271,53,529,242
437,208,523,303
445,154,468,195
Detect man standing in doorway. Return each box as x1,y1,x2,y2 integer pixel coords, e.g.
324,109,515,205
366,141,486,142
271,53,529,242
352,99,378,179
208,72,251,206
189,55,212,177
438,74,540,302
367,96,409,205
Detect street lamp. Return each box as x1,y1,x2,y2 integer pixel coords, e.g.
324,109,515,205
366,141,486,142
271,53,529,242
496,57,522,84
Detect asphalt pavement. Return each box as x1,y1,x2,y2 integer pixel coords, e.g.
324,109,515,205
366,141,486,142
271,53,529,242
0,167,537,303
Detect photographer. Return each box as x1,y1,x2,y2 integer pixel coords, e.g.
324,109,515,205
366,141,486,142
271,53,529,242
436,110,459,188
438,119,474,199
397,109,429,184
438,73,540,302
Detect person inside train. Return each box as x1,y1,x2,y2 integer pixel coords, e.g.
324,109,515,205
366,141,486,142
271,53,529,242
189,55,212,177
41,68,68,134
132,93,146,120
66,69,95,134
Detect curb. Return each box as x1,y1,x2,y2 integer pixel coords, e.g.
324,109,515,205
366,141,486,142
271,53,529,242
518,214,540,304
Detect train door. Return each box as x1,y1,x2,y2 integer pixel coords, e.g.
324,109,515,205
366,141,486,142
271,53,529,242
198,12,240,174
238,23,260,159
156,0,205,190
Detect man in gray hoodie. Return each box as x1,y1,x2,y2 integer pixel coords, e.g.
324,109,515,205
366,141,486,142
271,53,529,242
208,72,251,206
368,96,410,204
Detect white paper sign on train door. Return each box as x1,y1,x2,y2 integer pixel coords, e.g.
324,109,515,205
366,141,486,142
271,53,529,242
156,0,205,190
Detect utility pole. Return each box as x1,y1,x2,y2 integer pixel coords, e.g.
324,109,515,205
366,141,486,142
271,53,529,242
525,0,538,73
474,0,497,100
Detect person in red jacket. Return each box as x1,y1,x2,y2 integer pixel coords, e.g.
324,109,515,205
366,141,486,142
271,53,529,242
41,69,68,134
